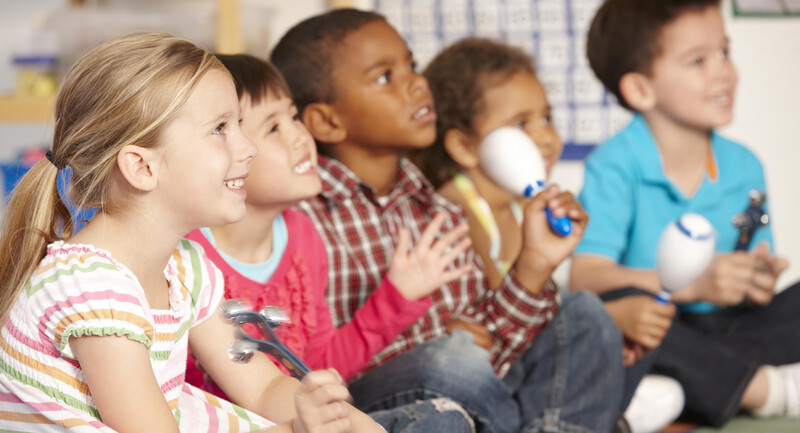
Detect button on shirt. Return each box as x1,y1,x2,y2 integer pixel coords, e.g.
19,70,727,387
576,114,773,312
297,156,560,377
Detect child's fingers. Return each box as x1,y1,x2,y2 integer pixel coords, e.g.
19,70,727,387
417,213,448,249
438,237,472,269
395,227,410,257
440,264,473,284
429,222,469,256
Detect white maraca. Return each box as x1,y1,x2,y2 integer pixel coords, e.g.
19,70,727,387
478,126,571,236
655,213,716,303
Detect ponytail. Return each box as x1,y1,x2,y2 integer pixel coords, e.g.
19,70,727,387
0,160,72,320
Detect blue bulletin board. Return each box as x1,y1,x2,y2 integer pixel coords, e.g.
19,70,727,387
372,0,633,160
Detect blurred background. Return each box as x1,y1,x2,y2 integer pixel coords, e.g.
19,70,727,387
1,0,798,291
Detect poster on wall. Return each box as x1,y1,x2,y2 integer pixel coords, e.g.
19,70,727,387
372,0,633,160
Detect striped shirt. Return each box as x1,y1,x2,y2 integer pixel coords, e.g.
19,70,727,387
297,156,561,378
0,240,274,432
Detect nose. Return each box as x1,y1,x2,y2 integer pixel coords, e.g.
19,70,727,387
288,120,314,151
235,128,258,162
408,71,430,98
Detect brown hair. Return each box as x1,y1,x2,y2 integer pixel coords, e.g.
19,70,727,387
215,54,292,104
587,0,721,110
413,38,536,188
0,32,223,320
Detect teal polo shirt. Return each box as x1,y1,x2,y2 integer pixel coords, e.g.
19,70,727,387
575,114,773,313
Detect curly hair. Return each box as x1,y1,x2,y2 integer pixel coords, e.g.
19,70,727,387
412,38,536,188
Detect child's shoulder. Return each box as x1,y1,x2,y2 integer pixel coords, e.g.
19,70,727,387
33,241,139,295
711,132,765,177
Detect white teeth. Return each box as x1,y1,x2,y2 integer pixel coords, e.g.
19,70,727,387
709,94,730,105
294,160,313,174
413,106,430,120
225,179,244,189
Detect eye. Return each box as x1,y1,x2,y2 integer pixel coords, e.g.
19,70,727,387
238,117,244,125
717,47,730,60
268,123,280,134
212,122,227,136
515,121,527,130
293,113,302,122
690,56,705,67
410,61,418,72
541,115,552,127
376,70,391,85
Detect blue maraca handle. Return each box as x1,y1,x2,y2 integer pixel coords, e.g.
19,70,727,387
655,290,671,304
545,208,572,237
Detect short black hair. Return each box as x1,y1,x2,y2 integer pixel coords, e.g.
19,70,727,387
412,38,536,188
587,0,721,110
270,8,386,115
215,53,291,105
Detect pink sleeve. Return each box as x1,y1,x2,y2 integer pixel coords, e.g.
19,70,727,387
287,210,431,381
305,276,431,381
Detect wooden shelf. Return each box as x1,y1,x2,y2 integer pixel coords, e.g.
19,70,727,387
0,95,54,122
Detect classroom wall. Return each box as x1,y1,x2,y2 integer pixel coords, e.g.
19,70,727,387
2,0,798,289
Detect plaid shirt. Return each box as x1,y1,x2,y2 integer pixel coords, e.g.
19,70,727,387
297,156,561,377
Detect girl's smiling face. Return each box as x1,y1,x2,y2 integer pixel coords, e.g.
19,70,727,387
155,68,257,230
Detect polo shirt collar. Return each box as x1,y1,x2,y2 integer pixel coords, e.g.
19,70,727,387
626,114,730,202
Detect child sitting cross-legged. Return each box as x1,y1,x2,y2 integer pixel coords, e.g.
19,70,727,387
573,0,800,427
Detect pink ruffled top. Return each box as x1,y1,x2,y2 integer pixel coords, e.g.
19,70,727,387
185,209,431,397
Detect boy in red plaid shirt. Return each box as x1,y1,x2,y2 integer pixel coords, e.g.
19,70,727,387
272,9,629,433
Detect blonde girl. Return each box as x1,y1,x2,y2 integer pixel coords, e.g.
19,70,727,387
0,33,381,433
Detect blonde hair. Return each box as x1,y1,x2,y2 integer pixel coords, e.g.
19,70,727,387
0,32,223,320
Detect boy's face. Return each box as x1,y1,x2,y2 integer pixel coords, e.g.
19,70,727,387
327,20,437,151
472,71,563,178
646,5,737,130
240,91,321,210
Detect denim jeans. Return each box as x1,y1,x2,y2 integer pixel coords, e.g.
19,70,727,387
370,398,476,433
604,282,800,427
349,291,627,433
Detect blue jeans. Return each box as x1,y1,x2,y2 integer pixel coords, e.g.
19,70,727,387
370,398,476,433
349,291,626,433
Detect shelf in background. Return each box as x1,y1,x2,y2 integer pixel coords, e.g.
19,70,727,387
0,96,53,122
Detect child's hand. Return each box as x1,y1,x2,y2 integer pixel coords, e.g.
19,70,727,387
388,213,472,301
684,245,785,306
605,296,675,349
445,318,492,351
293,369,353,433
515,186,588,291
747,242,789,306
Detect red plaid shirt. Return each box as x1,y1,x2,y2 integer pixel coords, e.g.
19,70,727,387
297,156,561,377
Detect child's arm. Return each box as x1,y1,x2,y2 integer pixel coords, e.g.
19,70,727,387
570,255,661,295
604,295,675,349
514,186,589,292
70,335,181,433
302,211,471,380
190,310,384,433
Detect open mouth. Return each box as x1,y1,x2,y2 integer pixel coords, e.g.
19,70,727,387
708,93,731,106
224,179,245,189
294,159,315,175
412,105,432,120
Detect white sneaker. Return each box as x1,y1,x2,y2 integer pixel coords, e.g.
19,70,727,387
624,375,685,433
777,363,800,417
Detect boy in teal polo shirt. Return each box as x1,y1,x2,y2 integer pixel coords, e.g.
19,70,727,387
572,0,800,427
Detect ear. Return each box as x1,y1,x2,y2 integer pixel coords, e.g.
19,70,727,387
443,129,480,169
302,102,346,145
116,145,159,192
619,72,656,111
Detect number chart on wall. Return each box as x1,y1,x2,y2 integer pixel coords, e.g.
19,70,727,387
372,0,633,160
